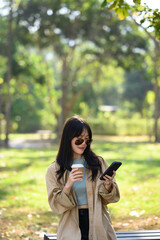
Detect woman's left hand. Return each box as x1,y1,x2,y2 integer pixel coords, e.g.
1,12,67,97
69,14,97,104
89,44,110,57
102,170,116,192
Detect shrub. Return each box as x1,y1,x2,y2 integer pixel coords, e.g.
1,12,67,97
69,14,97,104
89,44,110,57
88,118,159,136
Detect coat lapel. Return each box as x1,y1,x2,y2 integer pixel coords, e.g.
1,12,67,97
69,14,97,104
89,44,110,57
86,168,94,240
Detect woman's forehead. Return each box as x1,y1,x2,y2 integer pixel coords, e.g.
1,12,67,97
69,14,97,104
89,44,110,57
79,128,89,137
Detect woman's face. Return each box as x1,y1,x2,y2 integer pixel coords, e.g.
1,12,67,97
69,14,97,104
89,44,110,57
71,128,90,159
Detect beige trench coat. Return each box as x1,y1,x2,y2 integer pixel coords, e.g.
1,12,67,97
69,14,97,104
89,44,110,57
45,158,120,240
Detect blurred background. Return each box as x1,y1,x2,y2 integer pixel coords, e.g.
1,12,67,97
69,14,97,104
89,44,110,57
0,0,160,239
0,0,160,145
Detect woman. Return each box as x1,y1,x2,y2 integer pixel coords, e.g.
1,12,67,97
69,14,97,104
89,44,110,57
45,116,120,240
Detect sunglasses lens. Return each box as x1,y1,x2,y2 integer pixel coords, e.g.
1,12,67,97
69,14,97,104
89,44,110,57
75,138,92,145
75,139,84,145
86,139,91,145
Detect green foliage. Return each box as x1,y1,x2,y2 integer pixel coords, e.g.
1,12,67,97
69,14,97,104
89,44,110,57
0,56,7,77
95,64,124,105
115,7,129,20
145,91,155,105
101,0,107,8
0,37,59,132
0,0,158,138
101,0,160,39
143,91,155,119
137,6,160,40
10,77,57,132
88,117,159,136
12,45,47,84
122,70,153,114
16,0,149,119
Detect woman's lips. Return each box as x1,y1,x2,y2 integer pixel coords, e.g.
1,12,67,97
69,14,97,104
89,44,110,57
78,147,85,151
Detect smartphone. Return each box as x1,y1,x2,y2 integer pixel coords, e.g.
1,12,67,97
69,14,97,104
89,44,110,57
100,161,122,180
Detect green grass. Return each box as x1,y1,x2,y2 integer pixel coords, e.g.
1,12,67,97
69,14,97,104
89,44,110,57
0,135,160,239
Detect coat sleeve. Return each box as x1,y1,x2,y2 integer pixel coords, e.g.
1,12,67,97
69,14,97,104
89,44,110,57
98,158,120,205
45,164,76,214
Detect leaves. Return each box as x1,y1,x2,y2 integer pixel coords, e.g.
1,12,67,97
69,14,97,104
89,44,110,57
101,0,107,8
101,0,116,8
133,0,141,4
101,0,160,39
116,7,129,20
130,210,145,217
109,2,118,10
140,19,145,24
0,78,4,84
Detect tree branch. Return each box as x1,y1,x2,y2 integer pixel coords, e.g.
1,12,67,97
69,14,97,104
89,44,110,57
130,15,160,47
66,65,102,114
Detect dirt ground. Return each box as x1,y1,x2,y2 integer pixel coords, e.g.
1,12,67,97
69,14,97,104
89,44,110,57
113,216,160,231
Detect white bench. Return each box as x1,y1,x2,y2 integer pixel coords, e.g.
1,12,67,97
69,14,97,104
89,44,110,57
44,230,160,240
116,230,160,239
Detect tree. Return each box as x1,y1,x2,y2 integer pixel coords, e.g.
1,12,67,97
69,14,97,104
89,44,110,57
122,69,152,115
102,0,160,142
4,0,13,147
9,47,57,133
132,18,160,142
16,0,148,131
101,0,160,39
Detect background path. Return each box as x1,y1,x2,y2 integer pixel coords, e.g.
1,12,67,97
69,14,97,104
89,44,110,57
9,138,53,148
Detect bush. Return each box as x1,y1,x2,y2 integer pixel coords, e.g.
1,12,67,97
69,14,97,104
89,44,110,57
88,118,159,136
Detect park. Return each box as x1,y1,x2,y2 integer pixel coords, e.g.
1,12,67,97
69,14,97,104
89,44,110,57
0,0,160,239
1,134,160,239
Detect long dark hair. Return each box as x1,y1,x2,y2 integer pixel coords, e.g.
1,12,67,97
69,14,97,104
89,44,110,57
56,116,102,182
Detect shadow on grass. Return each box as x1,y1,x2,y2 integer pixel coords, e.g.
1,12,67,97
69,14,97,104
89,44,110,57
0,150,54,172
115,158,160,183
0,162,32,172
0,158,50,172
0,179,37,200
93,141,156,151
0,189,9,200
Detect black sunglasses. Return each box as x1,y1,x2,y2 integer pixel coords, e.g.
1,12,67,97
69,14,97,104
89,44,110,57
75,138,92,146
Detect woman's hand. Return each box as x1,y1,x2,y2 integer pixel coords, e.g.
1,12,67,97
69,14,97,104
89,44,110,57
63,168,83,195
68,168,83,186
102,170,116,192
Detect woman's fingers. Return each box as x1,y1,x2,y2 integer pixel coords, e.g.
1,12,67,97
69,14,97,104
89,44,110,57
104,170,116,180
102,170,116,187
112,170,116,178
70,168,83,182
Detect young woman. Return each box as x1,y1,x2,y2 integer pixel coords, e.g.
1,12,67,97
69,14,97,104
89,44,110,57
45,116,120,240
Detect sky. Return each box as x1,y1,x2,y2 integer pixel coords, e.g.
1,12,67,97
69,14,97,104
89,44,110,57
128,0,160,9
142,0,160,9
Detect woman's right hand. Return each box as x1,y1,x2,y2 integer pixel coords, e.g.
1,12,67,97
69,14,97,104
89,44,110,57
63,168,83,195
67,168,83,187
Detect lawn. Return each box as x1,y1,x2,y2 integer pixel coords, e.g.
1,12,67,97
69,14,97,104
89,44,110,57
0,135,160,239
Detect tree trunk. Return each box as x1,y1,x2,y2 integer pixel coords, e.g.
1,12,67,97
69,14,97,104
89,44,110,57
5,0,13,147
153,43,160,142
59,57,70,130
58,59,102,133
66,66,102,115
0,83,2,147
45,68,61,140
